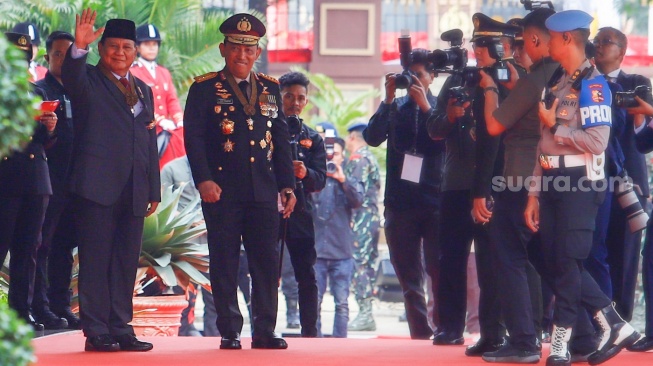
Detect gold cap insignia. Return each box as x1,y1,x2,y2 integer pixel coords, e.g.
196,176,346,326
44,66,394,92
18,36,28,46
237,17,252,33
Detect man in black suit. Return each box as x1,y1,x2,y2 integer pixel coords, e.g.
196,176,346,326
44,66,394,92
32,31,79,331
184,13,296,350
0,31,57,335
589,27,652,321
277,71,326,338
61,9,160,352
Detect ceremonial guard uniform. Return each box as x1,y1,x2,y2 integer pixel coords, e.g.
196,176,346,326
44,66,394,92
0,32,53,333
184,13,295,350
12,22,48,81
131,24,185,168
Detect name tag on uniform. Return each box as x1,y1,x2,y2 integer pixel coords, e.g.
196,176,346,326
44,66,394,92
401,153,423,184
216,98,233,104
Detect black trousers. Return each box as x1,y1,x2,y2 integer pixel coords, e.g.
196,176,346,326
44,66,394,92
438,189,503,340
384,205,440,339
32,193,77,314
0,194,48,319
203,200,280,338
490,189,542,351
604,192,644,321
74,180,144,338
281,234,318,337
539,167,611,328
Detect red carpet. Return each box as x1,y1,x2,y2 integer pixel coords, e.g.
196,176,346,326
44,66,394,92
33,332,652,366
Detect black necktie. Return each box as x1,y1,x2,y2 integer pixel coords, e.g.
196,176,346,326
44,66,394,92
238,80,249,98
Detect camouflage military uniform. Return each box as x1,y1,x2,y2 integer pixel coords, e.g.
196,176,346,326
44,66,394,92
345,145,381,330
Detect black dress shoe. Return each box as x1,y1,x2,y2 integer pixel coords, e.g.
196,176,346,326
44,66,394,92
53,308,82,330
433,332,465,345
465,338,506,356
114,333,153,352
220,333,242,350
85,334,120,352
252,333,288,349
34,309,68,330
627,336,653,352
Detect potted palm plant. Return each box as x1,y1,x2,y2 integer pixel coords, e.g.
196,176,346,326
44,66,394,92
132,183,210,336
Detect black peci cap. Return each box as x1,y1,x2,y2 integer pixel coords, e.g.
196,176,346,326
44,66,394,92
220,13,266,46
11,22,40,46
5,32,33,60
136,24,161,43
101,19,137,43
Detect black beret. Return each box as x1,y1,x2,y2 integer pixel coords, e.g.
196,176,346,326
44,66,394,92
5,32,33,60
101,19,136,43
220,13,266,46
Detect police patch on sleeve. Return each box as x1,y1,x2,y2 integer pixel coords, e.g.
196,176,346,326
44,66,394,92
579,77,612,129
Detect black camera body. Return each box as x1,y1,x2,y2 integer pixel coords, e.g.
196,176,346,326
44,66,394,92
323,128,337,174
432,29,468,71
521,0,555,10
448,86,471,106
287,115,306,212
394,34,415,89
614,85,651,108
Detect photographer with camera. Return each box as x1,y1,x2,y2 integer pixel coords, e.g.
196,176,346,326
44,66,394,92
522,10,639,365
364,45,444,339
587,27,653,326
277,71,327,338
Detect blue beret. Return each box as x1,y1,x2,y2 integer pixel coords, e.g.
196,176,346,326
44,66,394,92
545,10,593,33
314,122,338,137
347,121,368,132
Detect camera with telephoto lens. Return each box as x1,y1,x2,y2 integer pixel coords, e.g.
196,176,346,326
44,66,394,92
615,176,649,233
287,114,306,212
323,128,337,174
614,85,651,108
431,29,468,72
393,32,417,89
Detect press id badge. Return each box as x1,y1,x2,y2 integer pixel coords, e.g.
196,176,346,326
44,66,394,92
401,153,423,184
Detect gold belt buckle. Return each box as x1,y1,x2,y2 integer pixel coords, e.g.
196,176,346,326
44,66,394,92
539,154,551,169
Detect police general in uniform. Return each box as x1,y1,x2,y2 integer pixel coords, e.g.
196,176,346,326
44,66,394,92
184,13,296,350
523,10,639,366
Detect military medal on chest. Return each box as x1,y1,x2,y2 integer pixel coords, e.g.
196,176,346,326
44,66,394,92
223,139,235,152
221,118,235,135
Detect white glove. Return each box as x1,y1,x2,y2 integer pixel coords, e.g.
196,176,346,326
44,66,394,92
176,120,184,128
159,118,177,131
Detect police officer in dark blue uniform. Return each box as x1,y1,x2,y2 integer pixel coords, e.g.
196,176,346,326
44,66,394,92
31,31,80,330
184,13,296,350
277,71,326,337
0,32,57,334
523,10,639,365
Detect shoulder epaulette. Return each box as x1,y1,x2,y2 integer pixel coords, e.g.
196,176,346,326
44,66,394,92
257,72,279,84
349,154,362,161
194,72,218,83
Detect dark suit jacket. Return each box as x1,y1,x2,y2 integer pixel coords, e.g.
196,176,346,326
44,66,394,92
616,71,651,197
35,72,75,196
61,48,160,216
0,86,53,198
184,70,295,203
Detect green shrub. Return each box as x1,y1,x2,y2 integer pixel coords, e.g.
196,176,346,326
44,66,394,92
0,35,42,159
0,301,35,366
